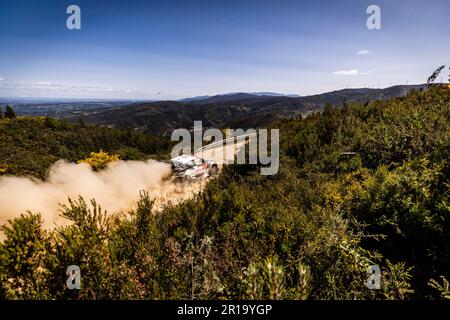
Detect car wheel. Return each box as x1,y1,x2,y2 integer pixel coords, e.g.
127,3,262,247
209,165,218,176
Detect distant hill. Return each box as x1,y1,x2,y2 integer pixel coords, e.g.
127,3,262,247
178,92,300,103
249,92,300,98
189,92,280,104
74,85,427,136
178,95,211,103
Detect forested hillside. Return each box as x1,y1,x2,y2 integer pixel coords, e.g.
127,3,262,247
0,86,448,300
0,117,171,178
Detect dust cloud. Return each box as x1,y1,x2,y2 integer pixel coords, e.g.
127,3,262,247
0,159,203,231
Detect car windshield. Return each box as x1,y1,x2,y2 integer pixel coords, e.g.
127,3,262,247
186,160,195,167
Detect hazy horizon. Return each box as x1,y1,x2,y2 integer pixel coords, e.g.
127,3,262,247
0,83,433,103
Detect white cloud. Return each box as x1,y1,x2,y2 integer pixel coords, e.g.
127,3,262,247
0,79,141,98
35,81,52,86
332,69,374,76
0,77,5,81
31,81,133,94
333,69,359,76
357,49,371,55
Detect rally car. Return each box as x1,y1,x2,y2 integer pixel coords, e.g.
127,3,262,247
170,155,218,181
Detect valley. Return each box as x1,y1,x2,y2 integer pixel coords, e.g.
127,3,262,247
48,85,430,135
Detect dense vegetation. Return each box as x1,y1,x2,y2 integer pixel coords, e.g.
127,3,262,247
0,116,171,178
0,86,449,299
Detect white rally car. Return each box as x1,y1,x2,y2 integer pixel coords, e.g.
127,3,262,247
170,155,218,181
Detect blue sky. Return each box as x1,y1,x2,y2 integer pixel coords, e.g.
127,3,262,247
0,0,449,99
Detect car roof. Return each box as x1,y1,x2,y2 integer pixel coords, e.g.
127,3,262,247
170,155,198,163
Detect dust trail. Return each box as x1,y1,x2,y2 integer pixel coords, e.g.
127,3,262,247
0,139,244,235
0,159,203,232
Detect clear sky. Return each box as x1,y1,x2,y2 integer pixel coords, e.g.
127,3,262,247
0,0,449,99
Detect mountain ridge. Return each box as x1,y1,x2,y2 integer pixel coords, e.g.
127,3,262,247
71,84,427,136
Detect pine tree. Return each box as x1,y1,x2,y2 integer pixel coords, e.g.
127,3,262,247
0,106,3,118
4,105,16,119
